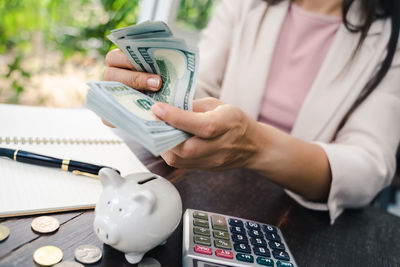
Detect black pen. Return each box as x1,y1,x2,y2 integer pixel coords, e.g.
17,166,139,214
0,147,120,178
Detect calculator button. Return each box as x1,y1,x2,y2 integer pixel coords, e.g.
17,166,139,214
245,221,260,230
262,225,278,234
234,243,252,254
232,234,248,244
193,218,209,228
269,241,285,251
229,218,244,227
213,230,230,240
257,257,274,266
250,237,267,246
273,250,290,261
194,226,210,237
253,246,271,258
236,253,254,263
277,261,294,267
215,249,234,259
265,232,281,242
193,211,209,220
211,215,228,231
248,229,263,238
194,235,211,246
194,245,212,255
214,239,232,250
230,226,246,235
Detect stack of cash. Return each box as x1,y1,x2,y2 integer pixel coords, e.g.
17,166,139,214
86,21,198,156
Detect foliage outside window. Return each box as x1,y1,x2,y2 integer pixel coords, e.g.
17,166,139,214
0,0,140,105
0,0,218,106
176,0,219,31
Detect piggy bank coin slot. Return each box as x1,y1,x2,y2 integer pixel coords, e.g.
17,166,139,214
138,176,157,185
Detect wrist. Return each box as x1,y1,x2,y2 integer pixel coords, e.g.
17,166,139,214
245,122,289,175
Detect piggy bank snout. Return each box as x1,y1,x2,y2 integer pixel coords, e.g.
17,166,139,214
94,218,120,245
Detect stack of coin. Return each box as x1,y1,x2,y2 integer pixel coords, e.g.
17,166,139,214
0,224,10,242
74,244,102,264
31,216,60,234
54,261,84,267
33,245,63,266
138,257,162,267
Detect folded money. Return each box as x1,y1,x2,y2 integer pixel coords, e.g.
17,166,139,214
108,21,198,111
86,81,190,156
86,21,198,155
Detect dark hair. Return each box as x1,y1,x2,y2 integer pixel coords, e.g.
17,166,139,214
265,0,400,139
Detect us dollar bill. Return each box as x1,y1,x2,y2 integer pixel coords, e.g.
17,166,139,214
86,81,190,155
107,22,198,111
86,21,197,155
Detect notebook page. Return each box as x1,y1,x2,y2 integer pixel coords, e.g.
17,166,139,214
0,104,148,217
0,104,119,141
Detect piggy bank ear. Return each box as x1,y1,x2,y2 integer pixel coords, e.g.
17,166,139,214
131,190,156,216
99,168,124,188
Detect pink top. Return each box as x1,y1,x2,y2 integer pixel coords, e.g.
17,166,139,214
258,3,341,133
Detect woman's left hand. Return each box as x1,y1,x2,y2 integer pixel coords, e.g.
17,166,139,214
151,97,261,170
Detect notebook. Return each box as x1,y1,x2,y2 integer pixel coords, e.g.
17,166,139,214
0,104,148,218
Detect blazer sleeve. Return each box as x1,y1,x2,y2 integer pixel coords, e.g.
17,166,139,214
195,0,241,99
287,46,400,224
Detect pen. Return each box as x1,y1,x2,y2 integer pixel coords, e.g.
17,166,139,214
0,147,120,178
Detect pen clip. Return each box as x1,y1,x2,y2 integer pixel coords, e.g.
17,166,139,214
72,170,98,179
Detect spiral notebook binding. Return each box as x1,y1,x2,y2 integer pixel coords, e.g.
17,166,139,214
0,137,123,145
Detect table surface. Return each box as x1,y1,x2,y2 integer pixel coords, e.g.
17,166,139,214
1,144,400,267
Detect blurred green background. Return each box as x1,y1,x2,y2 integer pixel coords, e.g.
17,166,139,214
0,0,217,106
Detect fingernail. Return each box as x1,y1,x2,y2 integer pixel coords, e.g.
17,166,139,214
147,77,160,89
152,104,166,118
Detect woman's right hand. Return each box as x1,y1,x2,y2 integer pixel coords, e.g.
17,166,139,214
103,49,162,91
101,49,163,128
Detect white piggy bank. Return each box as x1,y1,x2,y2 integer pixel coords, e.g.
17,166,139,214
93,168,182,264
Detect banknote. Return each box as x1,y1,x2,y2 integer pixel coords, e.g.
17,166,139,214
108,23,198,111
86,21,197,155
86,81,190,155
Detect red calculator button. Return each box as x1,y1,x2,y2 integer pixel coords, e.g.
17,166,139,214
194,245,212,255
216,249,234,259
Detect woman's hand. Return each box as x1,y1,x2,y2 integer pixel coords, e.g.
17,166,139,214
101,48,163,127
103,49,162,91
151,97,262,170
152,97,332,201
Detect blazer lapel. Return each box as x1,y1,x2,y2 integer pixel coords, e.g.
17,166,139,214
290,10,384,141
220,1,289,118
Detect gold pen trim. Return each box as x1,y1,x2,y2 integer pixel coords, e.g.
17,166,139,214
61,159,70,171
13,149,19,161
72,170,98,179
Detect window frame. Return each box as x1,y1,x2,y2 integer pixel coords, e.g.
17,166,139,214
138,0,201,45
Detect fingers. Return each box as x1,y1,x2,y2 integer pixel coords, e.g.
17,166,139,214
161,150,206,169
103,67,162,91
105,49,135,70
104,49,162,91
162,145,224,170
101,118,115,128
170,136,215,159
193,97,223,112
151,101,240,138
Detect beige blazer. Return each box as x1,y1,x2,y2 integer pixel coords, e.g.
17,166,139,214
196,0,400,223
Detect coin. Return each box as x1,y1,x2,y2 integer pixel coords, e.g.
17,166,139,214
33,245,63,266
0,224,10,242
138,257,161,267
31,216,60,234
53,261,84,267
74,244,102,264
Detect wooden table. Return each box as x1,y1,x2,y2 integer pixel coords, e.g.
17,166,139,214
1,144,400,267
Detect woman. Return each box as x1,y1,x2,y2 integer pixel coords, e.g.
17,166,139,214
103,0,400,223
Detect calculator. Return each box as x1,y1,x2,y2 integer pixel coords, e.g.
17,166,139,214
182,209,297,267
